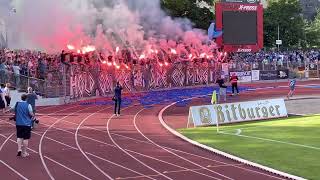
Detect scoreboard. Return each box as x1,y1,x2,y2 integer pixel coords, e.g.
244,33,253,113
215,1,264,52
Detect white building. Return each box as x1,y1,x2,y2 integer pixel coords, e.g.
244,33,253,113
0,18,7,48
300,0,320,20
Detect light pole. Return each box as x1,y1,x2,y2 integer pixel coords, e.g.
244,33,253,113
277,24,280,52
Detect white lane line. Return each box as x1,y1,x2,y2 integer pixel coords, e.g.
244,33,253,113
134,108,232,180
46,116,241,168
66,125,216,178
0,124,92,180
39,105,91,180
1,114,265,180
158,100,304,180
3,109,158,179
0,133,28,180
118,163,243,180
37,106,60,111
41,105,81,116
75,104,161,179
219,131,320,150
0,119,90,179
86,152,158,178
0,118,186,178
0,160,29,180
2,103,286,180
75,107,113,180
107,108,171,180
44,156,92,180
32,108,288,179
40,122,231,178
112,131,287,180
0,133,14,152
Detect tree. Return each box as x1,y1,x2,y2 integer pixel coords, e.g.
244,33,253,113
305,10,320,48
161,0,216,30
264,0,305,48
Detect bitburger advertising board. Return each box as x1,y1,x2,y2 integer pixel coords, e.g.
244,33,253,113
188,99,288,127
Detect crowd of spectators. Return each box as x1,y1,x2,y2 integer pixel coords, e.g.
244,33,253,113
0,48,319,92
228,50,320,71
0,49,63,90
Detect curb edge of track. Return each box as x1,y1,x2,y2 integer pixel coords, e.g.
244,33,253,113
158,98,307,180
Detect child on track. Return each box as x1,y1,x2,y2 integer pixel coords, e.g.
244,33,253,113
287,77,296,100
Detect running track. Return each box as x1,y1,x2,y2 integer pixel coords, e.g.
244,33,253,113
0,80,319,180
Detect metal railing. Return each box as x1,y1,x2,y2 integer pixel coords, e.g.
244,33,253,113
1,60,319,100
0,69,66,97
229,60,320,78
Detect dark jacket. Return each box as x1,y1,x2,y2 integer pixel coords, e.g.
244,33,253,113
114,86,123,99
217,79,227,88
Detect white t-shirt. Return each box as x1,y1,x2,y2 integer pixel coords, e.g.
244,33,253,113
12,65,21,75
3,87,10,97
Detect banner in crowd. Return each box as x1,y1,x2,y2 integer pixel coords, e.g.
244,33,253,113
188,99,288,127
221,63,229,77
251,70,260,81
277,69,289,79
69,63,220,99
229,71,252,82
259,70,289,80
309,64,318,71
259,70,278,80
308,71,319,78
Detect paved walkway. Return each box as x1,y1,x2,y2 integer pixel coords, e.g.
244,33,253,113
286,96,320,115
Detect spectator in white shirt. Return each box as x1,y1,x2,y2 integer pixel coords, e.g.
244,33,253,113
4,83,11,106
12,62,21,90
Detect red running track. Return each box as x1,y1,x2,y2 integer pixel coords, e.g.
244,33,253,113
1,80,319,180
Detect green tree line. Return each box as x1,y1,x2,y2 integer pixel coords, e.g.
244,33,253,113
161,0,320,49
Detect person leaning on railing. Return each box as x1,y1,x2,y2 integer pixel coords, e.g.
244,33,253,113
26,87,38,127
0,59,7,84
4,83,11,107
12,61,21,90
0,85,7,114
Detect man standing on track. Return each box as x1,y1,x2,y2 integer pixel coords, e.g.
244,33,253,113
216,76,227,102
26,87,38,128
113,82,123,116
230,74,239,96
14,94,34,157
287,77,297,100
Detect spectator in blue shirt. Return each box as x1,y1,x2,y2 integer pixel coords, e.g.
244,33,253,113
14,94,34,157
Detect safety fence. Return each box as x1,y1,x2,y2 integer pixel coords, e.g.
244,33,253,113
1,61,319,99
0,70,64,97
226,61,320,82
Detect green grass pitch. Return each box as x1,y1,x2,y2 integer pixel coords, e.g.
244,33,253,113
179,115,320,180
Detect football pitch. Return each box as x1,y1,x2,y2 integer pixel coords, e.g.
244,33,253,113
179,115,320,180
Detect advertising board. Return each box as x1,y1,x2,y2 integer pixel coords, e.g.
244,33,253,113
188,99,288,126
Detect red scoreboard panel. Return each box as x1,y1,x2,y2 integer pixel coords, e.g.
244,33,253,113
215,3,263,53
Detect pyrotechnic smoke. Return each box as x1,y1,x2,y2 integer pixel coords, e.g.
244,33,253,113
0,0,210,54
